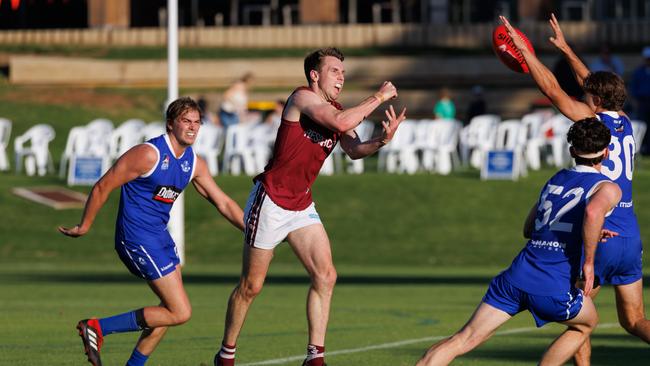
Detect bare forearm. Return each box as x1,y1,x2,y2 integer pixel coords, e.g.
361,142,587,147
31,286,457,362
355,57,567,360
521,49,564,98
333,96,382,133
346,137,387,159
582,214,604,266
217,199,245,231
78,185,109,231
558,45,590,86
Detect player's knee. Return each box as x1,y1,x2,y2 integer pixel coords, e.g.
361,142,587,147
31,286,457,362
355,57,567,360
312,267,337,291
619,315,642,334
171,305,192,325
238,279,264,300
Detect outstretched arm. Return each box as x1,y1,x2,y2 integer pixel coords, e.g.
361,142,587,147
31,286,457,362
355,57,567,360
58,144,157,237
499,15,593,122
191,157,245,231
296,81,398,133
582,182,622,295
548,13,590,87
340,105,406,159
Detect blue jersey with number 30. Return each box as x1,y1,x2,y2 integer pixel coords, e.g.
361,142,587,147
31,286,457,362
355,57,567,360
597,112,639,238
504,166,611,296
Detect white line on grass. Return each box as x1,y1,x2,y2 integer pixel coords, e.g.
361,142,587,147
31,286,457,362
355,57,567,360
239,322,618,366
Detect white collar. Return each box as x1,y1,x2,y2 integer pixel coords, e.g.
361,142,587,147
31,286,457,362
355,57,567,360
164,133,186,159
599,111,619,118
571,165,600,173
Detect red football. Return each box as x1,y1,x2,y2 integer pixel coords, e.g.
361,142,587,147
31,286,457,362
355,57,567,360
492,24,535,73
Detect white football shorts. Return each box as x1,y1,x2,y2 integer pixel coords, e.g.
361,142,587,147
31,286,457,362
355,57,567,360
244,181,322,250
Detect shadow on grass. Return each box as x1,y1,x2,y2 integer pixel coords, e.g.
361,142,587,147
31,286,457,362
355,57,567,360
5,271,650,288
2,272,497,286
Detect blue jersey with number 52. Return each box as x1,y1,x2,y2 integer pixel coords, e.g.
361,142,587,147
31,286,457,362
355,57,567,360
598,112,639,238
504,166,611,296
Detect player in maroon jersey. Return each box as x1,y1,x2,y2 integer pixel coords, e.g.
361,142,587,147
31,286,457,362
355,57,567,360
214,47,406,366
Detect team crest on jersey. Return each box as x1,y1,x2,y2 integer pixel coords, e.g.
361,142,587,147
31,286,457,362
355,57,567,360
161,154,170,170
153,185,182,204
181,160,191,173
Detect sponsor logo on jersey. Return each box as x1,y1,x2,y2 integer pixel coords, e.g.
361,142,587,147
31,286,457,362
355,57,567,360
529,239,567,252
181,160,191,173
304,129,334,149
161,154,170,170
153,185,182,204
619,200,633,208
138,257,147,265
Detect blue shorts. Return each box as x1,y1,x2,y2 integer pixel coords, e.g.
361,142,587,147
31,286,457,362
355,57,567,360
483,273,584,327
115,232,180,281
594,236,643,286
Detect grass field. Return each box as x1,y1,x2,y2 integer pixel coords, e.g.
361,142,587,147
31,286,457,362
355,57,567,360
1,168,649,365
1,81,649,365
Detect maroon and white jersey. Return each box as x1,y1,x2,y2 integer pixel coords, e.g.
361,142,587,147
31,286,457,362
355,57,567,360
255,87,342,210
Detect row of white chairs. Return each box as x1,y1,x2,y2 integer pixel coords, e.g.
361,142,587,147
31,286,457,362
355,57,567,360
3,114,648,178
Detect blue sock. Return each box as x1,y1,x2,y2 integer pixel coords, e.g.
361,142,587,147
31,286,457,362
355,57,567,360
126,348,149,366
98,310,141,335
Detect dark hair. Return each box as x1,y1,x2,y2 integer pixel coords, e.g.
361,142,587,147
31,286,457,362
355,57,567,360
567,117,611,165
165,97,202,131
583,71,626,111
303,47,344,84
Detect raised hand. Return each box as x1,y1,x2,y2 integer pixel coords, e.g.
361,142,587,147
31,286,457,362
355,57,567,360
499,15,529,53
376,81,398,103
380,105,407,144
548,13,569,51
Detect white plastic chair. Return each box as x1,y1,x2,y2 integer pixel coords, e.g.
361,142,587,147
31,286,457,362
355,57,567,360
222,124,256,176
0,118,12,171
521,112,547,170
377,119,418,174
59,125,90,178
631,120,647,157
193,123,225,176
110,119,146,160
495,119,527,177
143,122,166,141
546,114,573,168
85,118,114,157
460,114,500,169
424,119,462,175
14,124,56,176
249,123,278,174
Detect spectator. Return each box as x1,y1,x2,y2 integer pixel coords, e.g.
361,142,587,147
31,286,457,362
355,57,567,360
465,85,487,123
197,95,215,124
263,99,285,131
218,72,253,129
589,44,624,76
434,87,456,119
630,46,650,153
